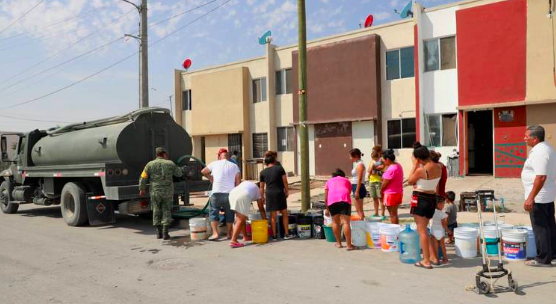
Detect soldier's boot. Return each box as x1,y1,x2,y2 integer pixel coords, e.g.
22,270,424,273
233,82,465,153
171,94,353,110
162,226,170,240
156,226,163,239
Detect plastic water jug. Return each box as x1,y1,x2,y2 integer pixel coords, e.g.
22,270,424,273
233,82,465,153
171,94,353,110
398,225,421,264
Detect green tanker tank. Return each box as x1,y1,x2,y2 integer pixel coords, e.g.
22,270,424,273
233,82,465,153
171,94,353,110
0,108,207,226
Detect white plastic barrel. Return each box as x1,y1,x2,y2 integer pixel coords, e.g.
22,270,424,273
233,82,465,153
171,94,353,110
502,229,528,261
189,217,208,241
351,221,367,247
379,224,400,252
454,227,478,258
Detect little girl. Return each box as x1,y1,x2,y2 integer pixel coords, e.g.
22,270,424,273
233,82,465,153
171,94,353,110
429,199,449,264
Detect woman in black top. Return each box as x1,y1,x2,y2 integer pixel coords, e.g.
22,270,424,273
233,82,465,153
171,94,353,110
259,151,294,240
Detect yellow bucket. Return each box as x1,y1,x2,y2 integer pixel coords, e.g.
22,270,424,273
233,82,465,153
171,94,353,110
252,219,269,244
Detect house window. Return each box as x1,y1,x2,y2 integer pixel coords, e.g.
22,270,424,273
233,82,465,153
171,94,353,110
252,133,268,158
387,118,416,149
253,77,267,103
386,46,414,80
182,90,192,111
277,127,294,152
275,69,292,95
425,113,458,147
424,36,456,72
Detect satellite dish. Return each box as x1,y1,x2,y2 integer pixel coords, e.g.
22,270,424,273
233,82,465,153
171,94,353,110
400,1,413,18
258,30,272,45
364,14,374,28
182,58,192,70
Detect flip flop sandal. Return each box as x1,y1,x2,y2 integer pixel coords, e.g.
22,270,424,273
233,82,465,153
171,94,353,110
414,262,433,269
208,236,219,241
230,242,245,248
346,246,357,251
525,260,552,267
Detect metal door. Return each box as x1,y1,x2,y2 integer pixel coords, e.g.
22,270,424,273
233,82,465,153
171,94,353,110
314,122,352,176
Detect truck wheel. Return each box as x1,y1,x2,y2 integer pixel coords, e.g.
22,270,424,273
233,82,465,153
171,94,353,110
0,180,19,214
61,182,88,226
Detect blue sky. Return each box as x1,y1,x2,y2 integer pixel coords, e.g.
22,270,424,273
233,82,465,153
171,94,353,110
0,0,458,131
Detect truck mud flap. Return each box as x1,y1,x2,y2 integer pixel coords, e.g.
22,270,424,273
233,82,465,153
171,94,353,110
86,195,115,226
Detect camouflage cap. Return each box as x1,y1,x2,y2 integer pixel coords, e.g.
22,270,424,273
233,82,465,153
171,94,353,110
155,147,167,154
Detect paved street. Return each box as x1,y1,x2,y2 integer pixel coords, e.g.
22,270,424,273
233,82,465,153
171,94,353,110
1,203,555,304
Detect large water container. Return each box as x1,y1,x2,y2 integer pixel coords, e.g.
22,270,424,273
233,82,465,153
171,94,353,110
399,225,421,264
350,220,368,247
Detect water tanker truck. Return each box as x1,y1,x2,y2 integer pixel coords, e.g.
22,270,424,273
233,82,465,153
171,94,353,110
0,108,208,226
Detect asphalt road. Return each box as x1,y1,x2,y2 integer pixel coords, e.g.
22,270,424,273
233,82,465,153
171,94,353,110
1,204,555,304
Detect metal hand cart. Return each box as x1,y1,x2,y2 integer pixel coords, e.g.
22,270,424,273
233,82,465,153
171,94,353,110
473,193,518,294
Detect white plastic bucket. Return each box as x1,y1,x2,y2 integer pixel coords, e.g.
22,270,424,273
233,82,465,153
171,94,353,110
324,214,333,226
366,222,381,248
517,226,536,259
379,224,400,252
454,227,478,258
502,229,528,261
484,221,505,226
189,217,208,241
351,221,367,247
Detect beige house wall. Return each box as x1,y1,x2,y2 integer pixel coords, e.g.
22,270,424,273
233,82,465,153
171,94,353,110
378,21,416,176
204,135,228,165
527,103,556,149
526,0,556,103
188,67,247,136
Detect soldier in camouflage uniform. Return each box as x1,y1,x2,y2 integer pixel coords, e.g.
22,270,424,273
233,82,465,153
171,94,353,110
139,147,183,240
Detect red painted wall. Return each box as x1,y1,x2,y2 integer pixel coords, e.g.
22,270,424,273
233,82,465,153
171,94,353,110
456,0,526,106
494,106,527,177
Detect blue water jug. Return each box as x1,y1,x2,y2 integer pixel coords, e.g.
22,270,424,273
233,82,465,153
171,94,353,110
399,225,421,264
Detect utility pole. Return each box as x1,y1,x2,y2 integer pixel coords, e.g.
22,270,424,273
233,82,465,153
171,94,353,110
123,0,149,108
297,0,310,213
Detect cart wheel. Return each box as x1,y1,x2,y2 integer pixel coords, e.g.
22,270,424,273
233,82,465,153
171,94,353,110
477,281,490,294
508,275,518,293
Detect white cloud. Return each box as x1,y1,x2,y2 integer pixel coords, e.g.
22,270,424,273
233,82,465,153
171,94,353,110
374,11,393,21
308,24,324,34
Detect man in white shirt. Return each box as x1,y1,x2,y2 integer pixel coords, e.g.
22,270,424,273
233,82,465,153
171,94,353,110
201,148,241,240
521,125,556,266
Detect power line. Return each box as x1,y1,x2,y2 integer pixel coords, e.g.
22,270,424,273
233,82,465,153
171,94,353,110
0,6,109,42
0,0,217,91
0,0,232,110
0,113,73,124
0,7,127,52
149,0,218,27
0,10,135,90
0,0,45,36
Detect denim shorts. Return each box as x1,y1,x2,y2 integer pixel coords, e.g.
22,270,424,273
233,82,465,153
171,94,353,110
209,193,235,223
352,184,367,198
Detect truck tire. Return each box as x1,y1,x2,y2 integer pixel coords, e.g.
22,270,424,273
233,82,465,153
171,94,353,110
0,180,19,214
60,182,88,226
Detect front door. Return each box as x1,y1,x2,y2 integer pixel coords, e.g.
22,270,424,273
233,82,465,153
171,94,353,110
228,134,242,174
314,122,352,176
467,110,493,175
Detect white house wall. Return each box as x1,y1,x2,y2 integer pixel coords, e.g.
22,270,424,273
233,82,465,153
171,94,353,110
352,121,375,167
422,6,459,115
